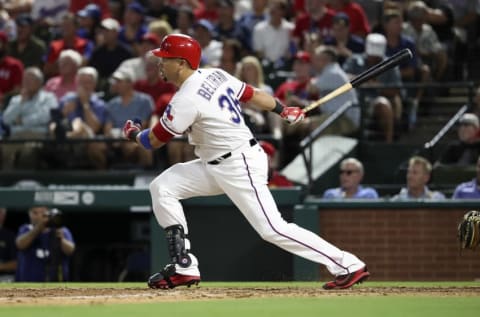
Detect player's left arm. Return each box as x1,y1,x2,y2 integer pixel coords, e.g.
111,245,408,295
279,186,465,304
241,85,305,124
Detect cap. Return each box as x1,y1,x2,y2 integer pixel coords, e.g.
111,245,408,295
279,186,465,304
15,13,34,27
141,32,161,46
294,51,311,63
194,19,216,36
111,68,134,82
365,33,387,57
77,3,102,20
333,12,350,26
260,141,276,158
459,113,480,128
101,18,120,31
127,1,146,15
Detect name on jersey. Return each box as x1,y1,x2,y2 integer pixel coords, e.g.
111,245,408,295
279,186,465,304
197,70,228,101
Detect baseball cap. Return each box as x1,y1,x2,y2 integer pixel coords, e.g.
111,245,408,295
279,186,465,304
15,14,34,27
333,12,350,26
127,1,146,15
194,19,216,36
77,3,102,20
260,141,276,158
101,18,120,31
111,68,134,82
294,51,311,63
365,33,387,57
141,32,161,46
459,113,480,128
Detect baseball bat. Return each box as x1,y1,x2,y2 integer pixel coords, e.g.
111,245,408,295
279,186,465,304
303,48,413,113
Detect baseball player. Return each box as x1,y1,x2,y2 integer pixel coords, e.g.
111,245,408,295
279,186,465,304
122,34,369,290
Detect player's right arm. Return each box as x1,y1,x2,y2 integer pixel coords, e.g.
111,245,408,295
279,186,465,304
123,119,167,150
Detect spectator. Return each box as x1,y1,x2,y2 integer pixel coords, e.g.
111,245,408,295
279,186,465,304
15,206,75,282
43,13,94,78
323,12,365,66
44,49,82,101
146,0,178,29
89,18,133,90
173,5,195,36
435,113,480,166
323,157,379,199
260,141,294,188
452,155,480,199
2,67,58,170
104,68,154,168
193,19,223,67
0,5,17,40
70,0,110,20
76,3,102,41
391,155,446,200
0,207,16,282
215,0,251,54
8,14,46,69
402,1,448,81
252,0,294,67
343,33,402,143
115,32,161,82
237,0,268,41
0,30,23,107
328,0,371,38
30,0,70,32
292,0,334,52
148,19,173,42
52,67,108,169
194,0,219,23
118,1,148,50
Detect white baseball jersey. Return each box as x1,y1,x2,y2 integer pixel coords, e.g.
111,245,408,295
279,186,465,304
158,68,254,162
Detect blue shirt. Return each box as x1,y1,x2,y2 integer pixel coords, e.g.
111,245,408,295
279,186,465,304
15,224,74,282
323,185,379,199
60,93,107,128
452,179,480,199
106,92,154,128
391,186,446,200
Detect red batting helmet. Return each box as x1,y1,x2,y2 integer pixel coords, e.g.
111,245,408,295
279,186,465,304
151,34,201,70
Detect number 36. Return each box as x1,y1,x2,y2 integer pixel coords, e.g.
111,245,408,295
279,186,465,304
218,87,242,124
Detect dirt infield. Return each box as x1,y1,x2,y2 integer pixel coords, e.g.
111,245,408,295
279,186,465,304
1,286,479,306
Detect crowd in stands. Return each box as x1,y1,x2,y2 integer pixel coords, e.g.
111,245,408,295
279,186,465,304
0,0,478,179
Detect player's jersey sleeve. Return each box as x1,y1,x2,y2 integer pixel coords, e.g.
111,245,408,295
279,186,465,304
158,94,199,136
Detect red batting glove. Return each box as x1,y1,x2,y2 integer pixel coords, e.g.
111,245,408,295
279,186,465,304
280,107,305,124
123,119,141,140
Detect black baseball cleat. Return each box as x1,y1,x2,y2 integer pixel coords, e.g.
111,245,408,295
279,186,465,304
322,266,370,290
148,264,200,289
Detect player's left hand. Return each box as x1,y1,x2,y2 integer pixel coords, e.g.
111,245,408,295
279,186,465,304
123,119,142,140
280,106,305,125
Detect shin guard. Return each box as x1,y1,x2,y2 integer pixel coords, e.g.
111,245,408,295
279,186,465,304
164,225,192,268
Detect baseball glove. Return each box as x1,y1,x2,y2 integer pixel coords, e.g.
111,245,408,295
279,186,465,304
457,210,480,250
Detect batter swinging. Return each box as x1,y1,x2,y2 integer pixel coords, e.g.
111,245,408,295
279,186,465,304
123,34,369,290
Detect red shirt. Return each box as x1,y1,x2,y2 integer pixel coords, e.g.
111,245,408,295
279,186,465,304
274,80,310,104
268,171,294,188
329,3,371,37
45,37,91,64
133,79,177,116
293,10,335,42
0,56,24,94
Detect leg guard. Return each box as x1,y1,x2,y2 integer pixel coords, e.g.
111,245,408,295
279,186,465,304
164,224,192,268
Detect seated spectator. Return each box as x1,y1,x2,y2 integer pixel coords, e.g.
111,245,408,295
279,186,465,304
452,155,480,199
323,12,365,66
69,0,110,20
237,0,268,43
215,0,251,55
15,206,75,282
435,113,480,166
8,14,46,69
260,141,293,188
328,0,371,38
194,0,219,23
43,13,94,78
219,38,242,75
391,156,446,200
50,67,108,169
343,33,402,143
44,49,82,101
252,0,294,68
0,207,16,282
323,157,378,199
146,0,178,29
2,67,58,170
193,19,223,67
89,18,133,92
0,30,24,107
76,3,102,42
104,68,154,168
173,5,195,36
118,1,148,50
147,19,173,42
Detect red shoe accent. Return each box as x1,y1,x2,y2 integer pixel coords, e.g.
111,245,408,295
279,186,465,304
322,267,370,290
148,266,200,290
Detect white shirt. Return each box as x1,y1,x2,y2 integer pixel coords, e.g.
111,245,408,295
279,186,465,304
253,19,294,63
159,68,254,161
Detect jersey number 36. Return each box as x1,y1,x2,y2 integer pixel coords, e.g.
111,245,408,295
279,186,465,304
218,87,242,124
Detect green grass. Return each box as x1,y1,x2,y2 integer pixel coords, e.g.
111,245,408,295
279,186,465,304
1,282,479,317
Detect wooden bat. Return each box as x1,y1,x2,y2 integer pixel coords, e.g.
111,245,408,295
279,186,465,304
303,48,413,113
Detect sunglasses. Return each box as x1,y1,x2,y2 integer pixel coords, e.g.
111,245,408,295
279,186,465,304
339,170,358,175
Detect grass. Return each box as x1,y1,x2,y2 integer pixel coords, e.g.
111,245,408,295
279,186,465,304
0,282,479,317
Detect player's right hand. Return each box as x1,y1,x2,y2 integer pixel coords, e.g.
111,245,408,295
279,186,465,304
280,107,305,125
123,119,142,140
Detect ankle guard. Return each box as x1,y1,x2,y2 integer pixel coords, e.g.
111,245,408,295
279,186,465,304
164,225,192,268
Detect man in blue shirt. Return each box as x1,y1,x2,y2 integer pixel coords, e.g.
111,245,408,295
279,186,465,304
323,157,379,199
15,206,75,282
452,155,480,199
